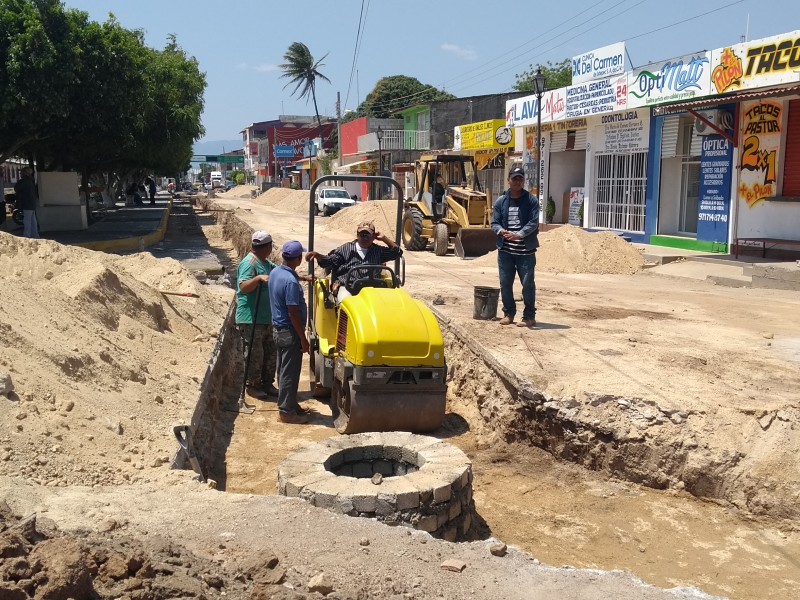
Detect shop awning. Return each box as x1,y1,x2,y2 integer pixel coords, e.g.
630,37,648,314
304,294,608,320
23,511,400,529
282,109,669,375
334,159,377,175
655,83,800,114
295,158,312,171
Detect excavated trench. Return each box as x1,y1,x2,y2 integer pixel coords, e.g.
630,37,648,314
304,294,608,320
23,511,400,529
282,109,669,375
174,205,796,523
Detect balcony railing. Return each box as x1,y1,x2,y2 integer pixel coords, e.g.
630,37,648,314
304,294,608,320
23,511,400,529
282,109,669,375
357,129,430,153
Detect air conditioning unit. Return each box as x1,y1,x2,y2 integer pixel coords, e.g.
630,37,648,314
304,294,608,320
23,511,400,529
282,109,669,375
694,110,732,136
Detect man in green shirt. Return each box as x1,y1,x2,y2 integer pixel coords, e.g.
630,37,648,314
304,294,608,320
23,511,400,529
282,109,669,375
236,231,278,399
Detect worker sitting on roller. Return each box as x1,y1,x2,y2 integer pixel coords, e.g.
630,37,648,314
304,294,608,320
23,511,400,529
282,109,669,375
305,221,402,304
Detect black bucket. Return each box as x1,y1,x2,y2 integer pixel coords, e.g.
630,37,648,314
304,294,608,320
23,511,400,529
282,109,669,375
473,286,500,320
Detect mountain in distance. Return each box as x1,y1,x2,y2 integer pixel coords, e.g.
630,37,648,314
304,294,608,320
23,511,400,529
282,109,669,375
193,139,242,160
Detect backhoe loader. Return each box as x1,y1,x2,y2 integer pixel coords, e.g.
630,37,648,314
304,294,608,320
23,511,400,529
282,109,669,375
401,154,496,258
307,175,447,434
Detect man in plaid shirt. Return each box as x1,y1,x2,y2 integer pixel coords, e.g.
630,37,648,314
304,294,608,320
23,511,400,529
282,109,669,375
305,221,403,303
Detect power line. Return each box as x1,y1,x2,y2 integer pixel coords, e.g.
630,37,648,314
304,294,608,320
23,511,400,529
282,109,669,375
344,0,368,111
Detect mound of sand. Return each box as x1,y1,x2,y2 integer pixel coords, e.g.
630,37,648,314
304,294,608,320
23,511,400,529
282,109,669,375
0,232,230,488
214,184,259,199
251,187,311,213
325,200,400,237
471,225,644,274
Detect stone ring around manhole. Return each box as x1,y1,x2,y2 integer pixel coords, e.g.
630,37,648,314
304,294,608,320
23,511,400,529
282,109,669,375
278,432,474,541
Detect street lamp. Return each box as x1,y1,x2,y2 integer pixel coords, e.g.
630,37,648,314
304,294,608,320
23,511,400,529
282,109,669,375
532,68,547,211
376,126,384,199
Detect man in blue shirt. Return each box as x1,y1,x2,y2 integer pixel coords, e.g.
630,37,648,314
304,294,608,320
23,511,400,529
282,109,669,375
269,240,311,424
491,166,540,328
236,231,278,399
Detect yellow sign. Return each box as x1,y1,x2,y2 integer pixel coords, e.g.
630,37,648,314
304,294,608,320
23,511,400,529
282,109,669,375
454,119,514,151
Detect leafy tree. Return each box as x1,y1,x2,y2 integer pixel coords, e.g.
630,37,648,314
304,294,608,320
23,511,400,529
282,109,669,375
357,75,454,118
514,59,572,93
279,42,330,129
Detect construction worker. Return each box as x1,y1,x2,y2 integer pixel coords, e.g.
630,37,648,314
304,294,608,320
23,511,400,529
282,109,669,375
305,221,402,304
236,231,278,399
269,241,311,424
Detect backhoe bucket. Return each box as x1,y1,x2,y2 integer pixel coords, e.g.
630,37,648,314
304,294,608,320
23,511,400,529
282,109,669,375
454,228,497,258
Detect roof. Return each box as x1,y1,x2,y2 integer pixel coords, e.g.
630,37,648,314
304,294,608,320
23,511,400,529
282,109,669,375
334,159,377,174
655,83,800,114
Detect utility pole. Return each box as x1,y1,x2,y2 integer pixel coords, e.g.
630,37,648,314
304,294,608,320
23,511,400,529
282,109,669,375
336,91,342,184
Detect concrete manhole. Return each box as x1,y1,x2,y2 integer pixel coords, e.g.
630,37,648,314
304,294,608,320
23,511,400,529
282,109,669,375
278,432,474,541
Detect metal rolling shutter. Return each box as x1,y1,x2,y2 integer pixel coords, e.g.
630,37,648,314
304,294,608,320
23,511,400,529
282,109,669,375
660,115,680,159
573,129,587,150
550,132,567,152
783,99,800,196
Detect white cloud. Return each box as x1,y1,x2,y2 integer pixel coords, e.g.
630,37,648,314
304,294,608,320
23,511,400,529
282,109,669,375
254,63,279,73
441,43,477,61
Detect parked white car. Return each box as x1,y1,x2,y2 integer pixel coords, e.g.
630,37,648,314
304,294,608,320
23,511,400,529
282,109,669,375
315,187,356,216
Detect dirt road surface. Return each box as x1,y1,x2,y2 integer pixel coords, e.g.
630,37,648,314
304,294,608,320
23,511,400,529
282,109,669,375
1,188,798,599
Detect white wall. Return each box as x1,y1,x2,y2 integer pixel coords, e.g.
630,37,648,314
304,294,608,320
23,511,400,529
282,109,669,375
37,171,86,232
737,199,800,239
657,158,681,235
548,151,586,223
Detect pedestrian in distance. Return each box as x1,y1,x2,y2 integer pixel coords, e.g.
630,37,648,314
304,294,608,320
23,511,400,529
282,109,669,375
146,176,157,205
491,166,539,328
236,231,279,400
269,240,312,424
14,167,39,239
305,221,402,304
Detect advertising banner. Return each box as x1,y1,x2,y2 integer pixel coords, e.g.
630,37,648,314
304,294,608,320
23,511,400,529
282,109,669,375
627,52,712,108
568,188,585,226
505,88,566,129
572,42,626,84
595,111,649,153
710,30,800,94
565,74,628,119
697,135,733,243
454,119,514,151
738,99,783,207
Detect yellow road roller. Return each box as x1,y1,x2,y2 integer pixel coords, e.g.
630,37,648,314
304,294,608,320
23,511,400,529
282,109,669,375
307,175,447,434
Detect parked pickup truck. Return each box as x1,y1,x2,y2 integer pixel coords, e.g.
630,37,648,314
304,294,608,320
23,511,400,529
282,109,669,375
315,187,356,216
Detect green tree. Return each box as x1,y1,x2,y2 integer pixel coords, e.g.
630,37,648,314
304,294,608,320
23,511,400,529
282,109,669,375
358,75,454,118
279,42,330,129
514,59,572,93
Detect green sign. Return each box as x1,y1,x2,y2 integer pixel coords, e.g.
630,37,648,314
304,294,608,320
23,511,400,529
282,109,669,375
204,155,243,164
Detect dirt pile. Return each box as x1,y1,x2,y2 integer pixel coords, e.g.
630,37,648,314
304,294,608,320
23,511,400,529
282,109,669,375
325,200,399,237
471,225,644,274
215,184,259,199
251,187,310,213
0,232,230,488
0,503,291,600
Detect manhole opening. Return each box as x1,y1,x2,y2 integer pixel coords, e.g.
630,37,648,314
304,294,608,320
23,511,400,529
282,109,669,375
326,445,422,478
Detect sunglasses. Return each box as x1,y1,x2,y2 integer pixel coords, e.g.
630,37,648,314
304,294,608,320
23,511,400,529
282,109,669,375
358,231,373,238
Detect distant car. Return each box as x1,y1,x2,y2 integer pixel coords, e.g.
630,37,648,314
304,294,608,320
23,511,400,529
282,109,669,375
225,180,236,191
204,183,212,191
315,187,356,216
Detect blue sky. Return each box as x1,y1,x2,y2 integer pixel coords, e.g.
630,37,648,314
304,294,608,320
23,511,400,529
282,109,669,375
67,0,798,146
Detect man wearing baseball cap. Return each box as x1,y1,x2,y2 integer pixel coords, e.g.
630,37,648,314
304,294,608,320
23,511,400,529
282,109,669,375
269,240,311,423
491,166,539,328
305,220,402,303
235,230,278,399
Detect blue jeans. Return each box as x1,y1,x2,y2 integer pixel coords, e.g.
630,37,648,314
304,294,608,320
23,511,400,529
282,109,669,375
498,250,536,320
274,328,302,415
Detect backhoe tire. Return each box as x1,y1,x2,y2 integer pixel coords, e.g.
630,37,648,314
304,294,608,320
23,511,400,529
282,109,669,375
433,222,449,256
402,207,427,251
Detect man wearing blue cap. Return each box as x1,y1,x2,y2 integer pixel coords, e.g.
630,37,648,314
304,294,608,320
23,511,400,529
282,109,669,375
491,166,539,328
269,240,311,424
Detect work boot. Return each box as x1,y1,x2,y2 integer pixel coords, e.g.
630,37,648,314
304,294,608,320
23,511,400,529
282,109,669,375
279,412,309,424
517,318,536,328
246,386,269,400
264,383,280,397
499,315,514,325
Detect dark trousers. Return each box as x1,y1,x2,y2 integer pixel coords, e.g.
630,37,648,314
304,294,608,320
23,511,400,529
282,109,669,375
498,250,536,320
237,324,276,388
274,328,302,415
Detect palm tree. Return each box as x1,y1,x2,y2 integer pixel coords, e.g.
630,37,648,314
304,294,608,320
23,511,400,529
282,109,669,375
279,42,331,129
